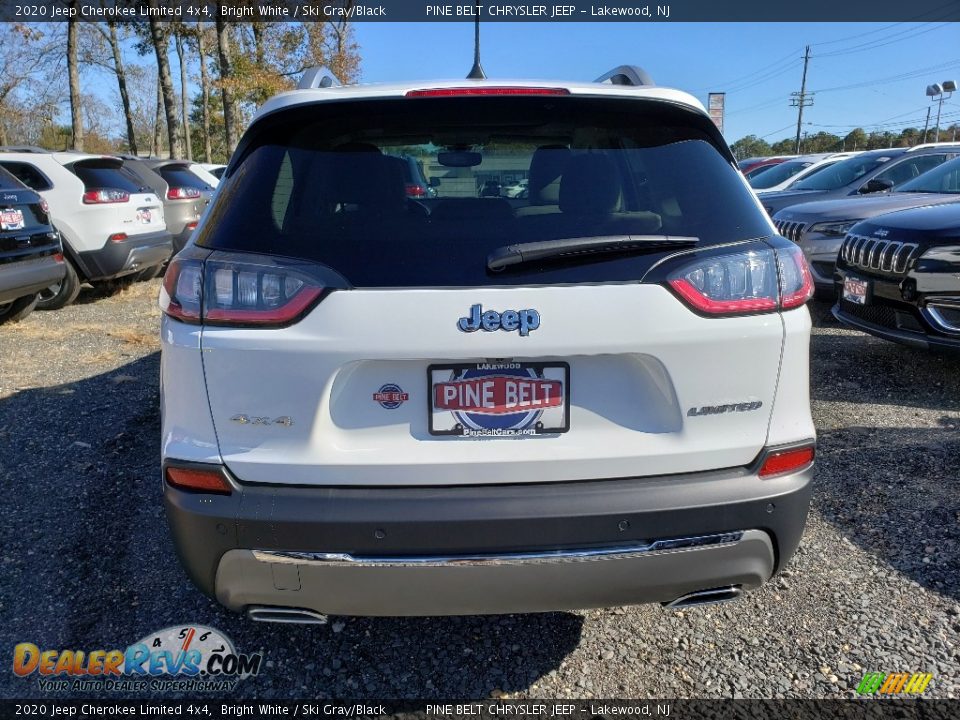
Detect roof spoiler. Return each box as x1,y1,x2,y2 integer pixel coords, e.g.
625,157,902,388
298,66,341,90
594,65,655,87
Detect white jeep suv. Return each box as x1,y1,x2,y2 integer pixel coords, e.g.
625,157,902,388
0,150,171,308
159,67,816,622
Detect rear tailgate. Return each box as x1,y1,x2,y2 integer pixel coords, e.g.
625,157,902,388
201,284,783,486
68,158,165,237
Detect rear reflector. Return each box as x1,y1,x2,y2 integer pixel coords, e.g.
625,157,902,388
165,466,232,495
53,253,64,263
108,233,128,243
759,446,815,478
406,87,570,97
185,221,199,230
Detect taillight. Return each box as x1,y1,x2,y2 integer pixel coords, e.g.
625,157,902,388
667,246,814,316
185,221,198,231
82,188,130,204
404,183,426,198
167,187,202,200
406,87,570,97
759,445,815,478
165,465,232,495
776,244,815,309
160,255,325,327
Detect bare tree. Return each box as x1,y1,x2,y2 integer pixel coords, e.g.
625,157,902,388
174,28,192,160
197,23,213,162
67,2,84,150
153,75,162,156
148,2,182,158
84,20,138,155
215,7,238,152
0,25,63,146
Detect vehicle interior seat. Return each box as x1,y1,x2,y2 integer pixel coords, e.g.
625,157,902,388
515,145,571,217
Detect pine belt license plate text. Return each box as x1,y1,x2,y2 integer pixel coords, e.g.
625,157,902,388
0,208,25,231
843,276,869,305
429,362,570,437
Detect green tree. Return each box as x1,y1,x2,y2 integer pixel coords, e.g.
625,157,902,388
843,128,867,151
729,135,771,160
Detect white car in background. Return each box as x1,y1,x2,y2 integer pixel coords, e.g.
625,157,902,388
0,149,171,308
159,66,816,622
751,152,863,194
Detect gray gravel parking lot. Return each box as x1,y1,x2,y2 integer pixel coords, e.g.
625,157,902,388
0,286,958,699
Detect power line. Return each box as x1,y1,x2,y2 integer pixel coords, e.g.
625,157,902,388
816,22,954,58
689,48,801,93
809,1,960,48
810,59,960,94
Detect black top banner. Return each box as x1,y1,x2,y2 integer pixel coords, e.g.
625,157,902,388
1,0,960,23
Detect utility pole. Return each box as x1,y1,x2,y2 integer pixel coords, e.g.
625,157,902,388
791,45,813,154
922,106,931,143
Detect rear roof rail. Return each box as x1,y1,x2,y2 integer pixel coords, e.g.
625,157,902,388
0,146,50,154
594,65,655,87
906,141,960,152
298,66,341,90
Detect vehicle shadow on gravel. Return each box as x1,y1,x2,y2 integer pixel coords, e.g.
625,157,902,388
0,353,582,699
814,424,960,603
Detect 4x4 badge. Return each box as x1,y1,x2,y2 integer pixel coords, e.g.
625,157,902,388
457,304,540,337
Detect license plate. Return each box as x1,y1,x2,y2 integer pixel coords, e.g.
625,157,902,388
843,276,869,305
0,208,25,231
428,361,570,437
137,208,153,224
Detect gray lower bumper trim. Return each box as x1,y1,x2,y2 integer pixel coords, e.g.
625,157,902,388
216,529,774,616
252,531,745,567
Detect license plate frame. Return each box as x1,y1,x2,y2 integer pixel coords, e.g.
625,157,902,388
428,361,570,437
843,275,870,305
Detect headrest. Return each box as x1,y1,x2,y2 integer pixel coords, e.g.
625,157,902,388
559,154,620,215
527,145,571,205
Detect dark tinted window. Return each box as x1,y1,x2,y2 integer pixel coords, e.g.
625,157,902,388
792,152,901,190
0,165,27,190
0,161,53,191
198,97,771,287
896,155,960,194
70,162,143,192
873,154,948,187
158,166,211,190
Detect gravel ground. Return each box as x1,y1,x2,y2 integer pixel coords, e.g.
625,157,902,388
0,287,958,700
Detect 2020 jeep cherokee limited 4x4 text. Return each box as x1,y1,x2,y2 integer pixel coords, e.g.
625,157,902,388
159,67,816,621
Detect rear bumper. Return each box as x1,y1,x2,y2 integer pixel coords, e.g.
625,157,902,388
0,255,65,304
77,230,172,281
163,455,813,616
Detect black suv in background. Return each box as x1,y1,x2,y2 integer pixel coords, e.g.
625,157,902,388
834,202,960,353
0,167,64,324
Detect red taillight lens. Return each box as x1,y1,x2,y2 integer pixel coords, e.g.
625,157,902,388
53,252,64,263
759,445,815,478
777,245,814,309
668,246,815,316
185,221,198,231
404,183,426,198
108,232,128,243
167,187,202,200
668,249,779,315
406,87,570,97
159,255,325,327
165,466,232,495
82,188,130,204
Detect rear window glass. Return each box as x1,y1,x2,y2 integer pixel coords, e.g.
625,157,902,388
198,97,772,287
70,163,143,193
0,166,27,190
158,166,211,190
0,161,52,191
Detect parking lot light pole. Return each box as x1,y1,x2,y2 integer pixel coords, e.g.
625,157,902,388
926,80,956,142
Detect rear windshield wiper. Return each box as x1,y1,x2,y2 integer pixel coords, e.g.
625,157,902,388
487,235,698,272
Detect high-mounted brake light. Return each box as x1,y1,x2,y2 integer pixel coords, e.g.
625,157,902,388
165,465,232,495
167,187,202,200
406,87,570,97
82,188,130,204
159,255,325,327
667,246,814,316
759,445,815,478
